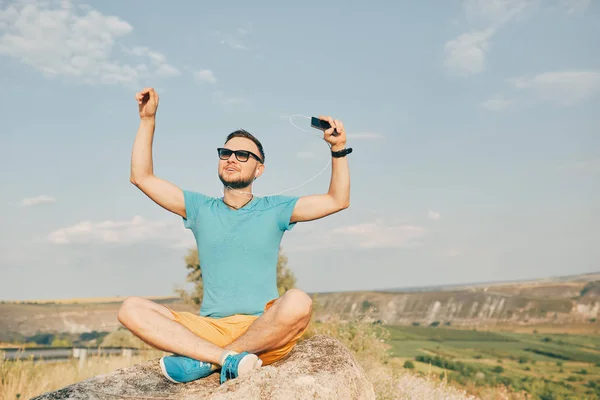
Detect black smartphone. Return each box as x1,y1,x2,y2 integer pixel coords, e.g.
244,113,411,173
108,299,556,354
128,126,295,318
311,117,331,131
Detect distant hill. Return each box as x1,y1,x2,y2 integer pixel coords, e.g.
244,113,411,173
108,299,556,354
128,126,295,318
0,297,194,336
313,271,600,328
376,271,600,293
2,271,600,336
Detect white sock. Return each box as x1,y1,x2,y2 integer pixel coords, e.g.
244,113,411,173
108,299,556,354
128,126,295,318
219,350,237,366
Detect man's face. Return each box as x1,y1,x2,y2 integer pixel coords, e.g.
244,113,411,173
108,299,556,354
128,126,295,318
218,137,263,190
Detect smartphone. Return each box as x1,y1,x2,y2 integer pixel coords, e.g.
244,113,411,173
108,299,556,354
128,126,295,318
311,117,338,135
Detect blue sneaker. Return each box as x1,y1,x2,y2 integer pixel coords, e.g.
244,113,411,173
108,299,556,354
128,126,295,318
160,355,216,383
220,352,262,384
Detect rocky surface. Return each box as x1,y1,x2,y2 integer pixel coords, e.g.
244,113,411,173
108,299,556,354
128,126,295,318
32,335,376,400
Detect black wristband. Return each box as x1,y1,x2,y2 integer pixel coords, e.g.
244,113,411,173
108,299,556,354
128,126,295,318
331,147,353,158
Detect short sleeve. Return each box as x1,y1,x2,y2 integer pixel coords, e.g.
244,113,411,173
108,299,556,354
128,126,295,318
274,195,300,232
182,190,212,229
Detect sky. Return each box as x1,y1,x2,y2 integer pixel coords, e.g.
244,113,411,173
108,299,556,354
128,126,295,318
0,0,599,301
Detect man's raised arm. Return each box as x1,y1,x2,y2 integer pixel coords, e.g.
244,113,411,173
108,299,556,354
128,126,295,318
290,115,350,223
130,88,186,218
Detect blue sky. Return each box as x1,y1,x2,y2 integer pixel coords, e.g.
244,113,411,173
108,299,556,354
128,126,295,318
1,0,598,301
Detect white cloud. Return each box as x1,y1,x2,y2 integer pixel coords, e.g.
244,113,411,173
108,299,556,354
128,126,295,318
47,216,195,248
0,0,179,85
214,24,252,51
444,29,494,75
332,222,427,249
462,0,537,26
14,195,56,206
126,46,179,78
444,0,537,75
560,0,590,14
485,70,600,110
508,70,600,106
194,69,216,84
446,1,592,77
428,210,441,221
347,132,384,140
481,95,512,111
287,220,427,252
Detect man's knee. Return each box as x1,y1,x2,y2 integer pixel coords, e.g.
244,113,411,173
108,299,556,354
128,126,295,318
117,296,146,325
280,289,313,325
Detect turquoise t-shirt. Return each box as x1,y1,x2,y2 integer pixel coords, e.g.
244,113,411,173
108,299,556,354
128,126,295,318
182,190,299,318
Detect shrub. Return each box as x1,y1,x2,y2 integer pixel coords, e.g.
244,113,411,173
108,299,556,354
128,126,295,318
26,333,54,346
518,355,529,364
303,315,391,365
404,360,415,369
99,329,153,349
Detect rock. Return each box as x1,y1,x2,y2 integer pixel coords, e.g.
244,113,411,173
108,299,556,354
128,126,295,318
32,335,376,400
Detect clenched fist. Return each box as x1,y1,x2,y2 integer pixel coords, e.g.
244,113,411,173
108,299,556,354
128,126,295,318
318,115,346,152
136,88,159,120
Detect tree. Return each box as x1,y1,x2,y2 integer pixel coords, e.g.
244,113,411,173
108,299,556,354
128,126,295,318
276,248,297,296
175,247,204,306
176,246,296,306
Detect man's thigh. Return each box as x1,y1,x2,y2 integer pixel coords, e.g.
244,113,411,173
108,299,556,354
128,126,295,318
240,298,309,366
167,308,239,348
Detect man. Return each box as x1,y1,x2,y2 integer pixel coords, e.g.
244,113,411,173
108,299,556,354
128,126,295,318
118,87,351,385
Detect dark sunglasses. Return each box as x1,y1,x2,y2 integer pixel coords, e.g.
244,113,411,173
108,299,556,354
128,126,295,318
217,148,263,163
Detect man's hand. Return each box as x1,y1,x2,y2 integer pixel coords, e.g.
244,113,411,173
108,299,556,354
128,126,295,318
319,115,346,152
289,115,350,223
136,88,159,120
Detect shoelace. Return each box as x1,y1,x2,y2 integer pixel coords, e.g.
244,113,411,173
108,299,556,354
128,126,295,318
219,352,246,384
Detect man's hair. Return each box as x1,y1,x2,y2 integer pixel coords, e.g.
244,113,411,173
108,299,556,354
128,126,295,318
225,129,265,163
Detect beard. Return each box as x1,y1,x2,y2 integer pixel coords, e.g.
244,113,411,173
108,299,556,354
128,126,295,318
219,172,254,190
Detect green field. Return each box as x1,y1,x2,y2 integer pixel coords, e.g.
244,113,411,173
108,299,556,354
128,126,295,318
385,325,600,399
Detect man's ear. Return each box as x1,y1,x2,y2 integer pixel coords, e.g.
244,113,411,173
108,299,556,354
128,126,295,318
255,164,264,179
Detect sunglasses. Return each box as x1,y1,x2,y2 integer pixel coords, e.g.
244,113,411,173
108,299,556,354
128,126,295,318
217,148,263,163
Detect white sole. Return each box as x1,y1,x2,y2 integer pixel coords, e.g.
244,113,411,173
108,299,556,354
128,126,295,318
159,357,182,384
237,354,262,377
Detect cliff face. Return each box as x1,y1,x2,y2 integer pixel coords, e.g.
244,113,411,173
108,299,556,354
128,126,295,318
313,281,600,326
32,335,376,400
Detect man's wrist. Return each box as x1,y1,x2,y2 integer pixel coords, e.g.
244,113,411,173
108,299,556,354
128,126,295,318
330,143,347,152
140,116,156,125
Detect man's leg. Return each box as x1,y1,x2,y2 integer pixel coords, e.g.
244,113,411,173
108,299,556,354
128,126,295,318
117,296,225,365
224,288,313,355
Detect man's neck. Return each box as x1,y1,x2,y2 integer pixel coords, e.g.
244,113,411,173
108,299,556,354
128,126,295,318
222,187,253,209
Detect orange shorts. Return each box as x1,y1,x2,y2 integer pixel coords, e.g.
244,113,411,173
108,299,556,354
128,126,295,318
167,299,307,366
